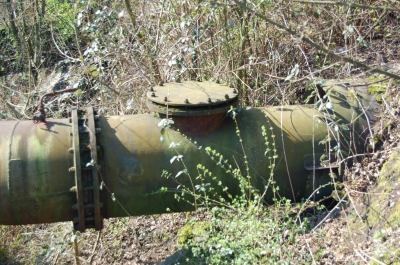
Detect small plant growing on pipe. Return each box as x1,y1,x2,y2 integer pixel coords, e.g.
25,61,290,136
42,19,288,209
151,106,331,264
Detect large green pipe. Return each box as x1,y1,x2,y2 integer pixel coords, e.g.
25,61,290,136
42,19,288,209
0,82,379,230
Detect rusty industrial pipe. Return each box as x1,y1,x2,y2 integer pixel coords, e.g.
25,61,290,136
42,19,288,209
0,81,379,231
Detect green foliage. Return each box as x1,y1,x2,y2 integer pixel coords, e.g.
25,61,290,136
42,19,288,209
179,199,306,264
46,0,75,35
160,110,316,264
177,221,211,245
0,248,9,263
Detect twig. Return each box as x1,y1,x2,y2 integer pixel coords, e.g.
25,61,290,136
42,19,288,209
49,24,80,62
230,0,400,80
6,101,30,119
297,44,317,202
97,165,132,217
355,249,387,265
0,83,29,95
302,234,317,265
343,186,363,223
381,97,397,120
290,0,399,12
337,146,400,165
344,77,391,87
88,230,101,264
154,0,166,53
52,230,70,265
73,231,81,265
279,93,296,201
355,249,370,263
348,89,376,150
52,247,61,265
311,198,345,232
343,185,390,195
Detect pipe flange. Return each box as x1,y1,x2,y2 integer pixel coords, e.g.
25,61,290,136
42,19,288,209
146,81,239,116
69,106,103,231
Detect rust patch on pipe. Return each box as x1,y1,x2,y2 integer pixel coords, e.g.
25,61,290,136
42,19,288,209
168,113,226,135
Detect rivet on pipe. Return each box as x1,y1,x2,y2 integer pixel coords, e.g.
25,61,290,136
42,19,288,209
69,167,76,172
68,148,74,154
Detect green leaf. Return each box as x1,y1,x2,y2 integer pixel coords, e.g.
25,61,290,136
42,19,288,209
86,159,94,167
170,155,183,164
341,124,349,130
91,70,100,77
175,170,186,178
73,89,82,97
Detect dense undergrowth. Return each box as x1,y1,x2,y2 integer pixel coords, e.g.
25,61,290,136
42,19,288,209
1,0,400,264
1,0,399,118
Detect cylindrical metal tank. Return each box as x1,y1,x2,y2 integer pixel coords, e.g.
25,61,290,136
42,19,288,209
0,81,379,230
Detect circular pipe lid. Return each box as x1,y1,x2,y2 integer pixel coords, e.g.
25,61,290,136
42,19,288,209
146,81,239,116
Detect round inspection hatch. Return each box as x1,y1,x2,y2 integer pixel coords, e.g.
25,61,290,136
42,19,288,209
146,81,238,116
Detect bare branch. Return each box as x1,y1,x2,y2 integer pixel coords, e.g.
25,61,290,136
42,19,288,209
231,0,400,80
291,0,399,12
